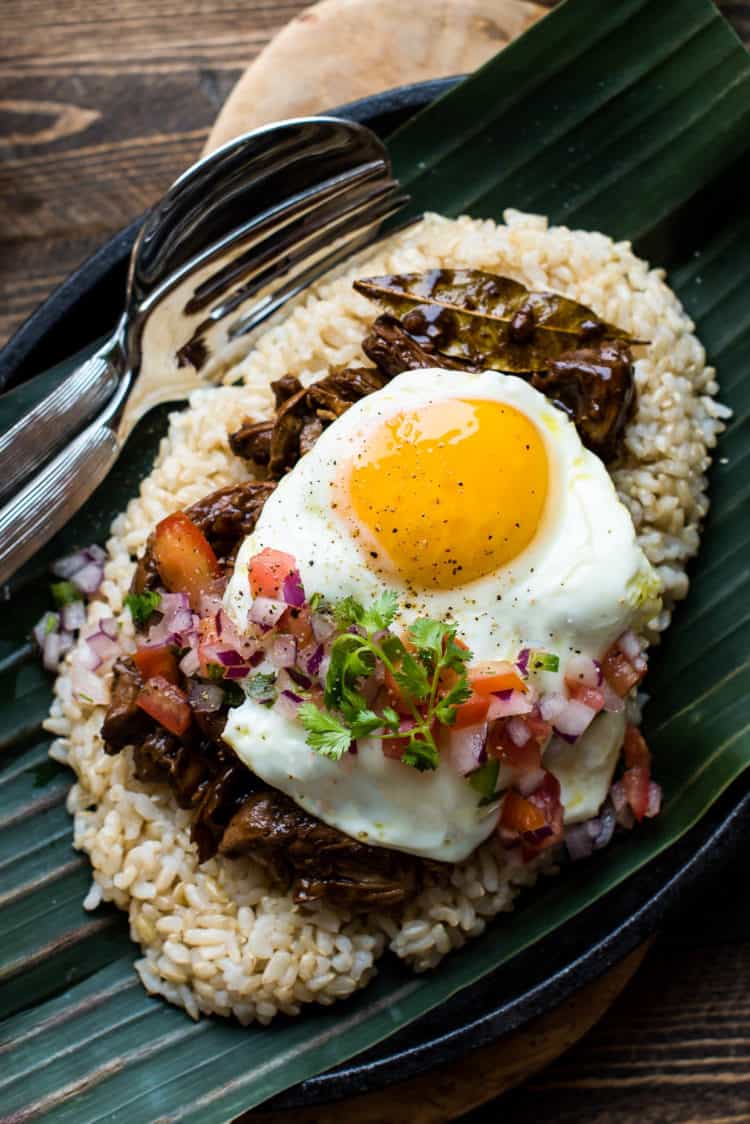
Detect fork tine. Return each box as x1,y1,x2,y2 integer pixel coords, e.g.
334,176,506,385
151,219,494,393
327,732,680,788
223,187,411,344
139,159,390,318
203,178,408,325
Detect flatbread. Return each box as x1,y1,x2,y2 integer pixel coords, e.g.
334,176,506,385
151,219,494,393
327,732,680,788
203,0,545,153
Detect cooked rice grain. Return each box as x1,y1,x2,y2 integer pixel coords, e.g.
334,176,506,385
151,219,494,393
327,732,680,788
45,211,725,1023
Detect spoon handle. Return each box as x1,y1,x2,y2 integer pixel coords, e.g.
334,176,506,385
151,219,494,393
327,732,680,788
0,379,130,586
0,333,123,505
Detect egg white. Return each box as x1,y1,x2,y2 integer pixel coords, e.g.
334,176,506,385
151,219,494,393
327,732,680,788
223,368,658,861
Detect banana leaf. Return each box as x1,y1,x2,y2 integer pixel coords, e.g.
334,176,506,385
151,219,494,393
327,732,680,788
2,0,750,1117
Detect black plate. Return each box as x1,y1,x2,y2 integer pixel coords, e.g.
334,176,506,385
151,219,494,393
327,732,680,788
2,79,748,1109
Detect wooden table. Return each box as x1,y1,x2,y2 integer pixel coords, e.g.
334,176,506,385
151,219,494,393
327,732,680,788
2,3,750,1120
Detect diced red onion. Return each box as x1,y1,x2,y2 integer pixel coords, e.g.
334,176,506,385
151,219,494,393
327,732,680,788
540,692,567,723
224,665,250,680
645,781,662,819
217,648,247,668
249,597,287,628
61,601,86,632
77,639,101,671
565,653,601,687
553,698,596,739
51,550,90,579
42,631,62,672
98,617,118,640
517,767,546,796
85,544,107,565
58,631,75,657
311,612,335,643
33,611,60,649
287,667,312,690
281,570,305,608
87,630,120,663
217,610,258,661
198,591,225,619
269,635,296,669
188,680,224,713
516,648,530,676
601,681,625,713
318,653,331,685
488,690,533,719
617,630,641,663
159,591,189,614
610,780,626,813
444,722,487,775
71,663,109,706
507,716,531,747
565,823,595,861
179,648,201,677
71,561,104,595
522,824,554,847
274,689,302,719
305,644,324,677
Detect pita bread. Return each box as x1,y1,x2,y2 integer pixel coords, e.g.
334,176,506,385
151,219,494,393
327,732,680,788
204,0,544,154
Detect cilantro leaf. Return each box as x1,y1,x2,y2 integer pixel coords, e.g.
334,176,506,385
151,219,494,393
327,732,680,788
381,706,401,732
324,633,374,713
333,589,398,635
124,590,161,628
361,589,399,633
409,618,450,659
468,758,500,802
298,703,353,760
349,708,383,738
401,730,439,771
393,649,431,702
434,678,473,725
333,596,365,630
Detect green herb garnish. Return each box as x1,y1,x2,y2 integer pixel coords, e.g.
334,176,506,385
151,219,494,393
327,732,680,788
468,758,500,804
245,671,277,704
299,593,472,770
50,580,82,607
529,649,560,673
222,680,246,708
124,590,161,628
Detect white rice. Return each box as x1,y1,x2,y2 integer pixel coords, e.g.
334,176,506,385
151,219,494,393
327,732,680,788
45,210,726,1023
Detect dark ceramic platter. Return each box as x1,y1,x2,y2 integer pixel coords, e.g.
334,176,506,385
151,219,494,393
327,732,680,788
1,80,748,1109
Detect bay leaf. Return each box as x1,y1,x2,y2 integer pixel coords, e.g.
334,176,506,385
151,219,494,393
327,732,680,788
353,268,638,373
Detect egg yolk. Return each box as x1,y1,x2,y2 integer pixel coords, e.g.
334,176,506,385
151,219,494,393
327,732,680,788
343,398,548,588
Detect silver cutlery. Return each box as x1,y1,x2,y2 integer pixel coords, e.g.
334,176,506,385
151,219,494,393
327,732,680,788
0,117,408,585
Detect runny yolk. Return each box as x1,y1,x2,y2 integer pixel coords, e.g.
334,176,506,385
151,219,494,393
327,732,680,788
343,398,548,589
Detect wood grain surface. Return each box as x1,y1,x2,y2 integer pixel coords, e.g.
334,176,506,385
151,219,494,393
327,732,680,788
2,3,750,1122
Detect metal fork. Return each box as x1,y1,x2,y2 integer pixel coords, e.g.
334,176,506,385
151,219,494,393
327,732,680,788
0,117,408,585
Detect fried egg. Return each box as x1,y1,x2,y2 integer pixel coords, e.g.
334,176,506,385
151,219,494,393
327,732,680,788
223,368,658,861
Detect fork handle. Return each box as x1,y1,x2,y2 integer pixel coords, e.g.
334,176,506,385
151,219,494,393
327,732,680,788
0,337,121,504
0,404,123,586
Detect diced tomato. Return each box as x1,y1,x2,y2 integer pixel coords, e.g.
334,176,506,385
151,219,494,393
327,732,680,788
279,605,315,648
248,547,298,599
137,675,191,736
623,766,651,822
452,688,491,729
486,720,542,771
621,725,652,822
133,644,180,685
469,661,527,696
601,645,643,697
501,789,547,834
526,769,564,854
624,723,651,770
567,683,606,711
152,512,219,610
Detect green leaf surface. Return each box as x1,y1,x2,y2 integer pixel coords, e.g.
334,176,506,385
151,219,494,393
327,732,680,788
1,0,750,1117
